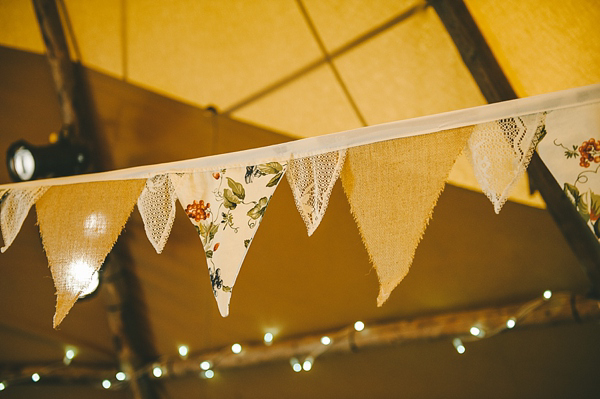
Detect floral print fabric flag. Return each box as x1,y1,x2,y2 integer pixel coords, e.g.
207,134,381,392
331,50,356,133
537,103,600,240
171,161,287,317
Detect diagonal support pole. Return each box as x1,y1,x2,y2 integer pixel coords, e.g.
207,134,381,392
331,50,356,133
31,1,162,397
430,0,600,297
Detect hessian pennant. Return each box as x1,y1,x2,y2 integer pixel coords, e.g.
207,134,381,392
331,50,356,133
171,161,287,317
341,126,473,306
35,180,146,327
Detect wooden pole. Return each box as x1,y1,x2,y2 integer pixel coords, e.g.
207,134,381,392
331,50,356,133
31,1,161,398
2,294,598,383
430,0,600,298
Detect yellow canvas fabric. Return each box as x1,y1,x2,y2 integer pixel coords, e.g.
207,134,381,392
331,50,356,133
36,180,145,327
342,126,473,305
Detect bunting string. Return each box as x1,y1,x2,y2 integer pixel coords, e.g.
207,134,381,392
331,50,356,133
0,84,598,326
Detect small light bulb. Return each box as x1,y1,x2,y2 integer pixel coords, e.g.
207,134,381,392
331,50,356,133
543,290,552,300
116,371,126,381
102,380,111,389
354,321,365,332
302,356,314,371
200,361,211,371
231,343,242,354
470,326,481,337
290,357,301,372
453,338,465,354
506,318,516,329
0,382,5,391
65,348,76,360
204,370,214,379
264,332,274,345
320,336,331,345
32,373,40,382
178,345,189,357
152,366,163,378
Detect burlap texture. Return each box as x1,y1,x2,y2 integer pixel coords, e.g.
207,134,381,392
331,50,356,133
36,180,145,327
341,126,473,306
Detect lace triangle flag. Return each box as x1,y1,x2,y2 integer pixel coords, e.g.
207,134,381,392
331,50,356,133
287,150,346,236
171,161,287,317
466,112,546,214
341,126,473,306
137,174,178,254
36,180,146,327
1,187,48,253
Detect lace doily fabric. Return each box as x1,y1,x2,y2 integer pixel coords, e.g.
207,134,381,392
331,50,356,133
466,112,546,214
171,161,287,317
137,174,178,254
1,186,48,253
36,180,146,327
536,103,600,241
287,150,346,236
342,127,473,306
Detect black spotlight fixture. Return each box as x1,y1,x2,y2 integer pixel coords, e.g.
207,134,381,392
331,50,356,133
6,135,89,182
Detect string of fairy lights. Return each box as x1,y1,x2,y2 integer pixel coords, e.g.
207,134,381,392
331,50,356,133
0,289,580,392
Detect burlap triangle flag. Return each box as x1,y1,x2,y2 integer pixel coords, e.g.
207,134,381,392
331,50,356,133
171,161,287,317
36,180,146,327
341,126,473,306
287,150,346,236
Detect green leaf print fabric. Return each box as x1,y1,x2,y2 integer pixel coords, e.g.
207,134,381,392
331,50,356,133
171,162,287,316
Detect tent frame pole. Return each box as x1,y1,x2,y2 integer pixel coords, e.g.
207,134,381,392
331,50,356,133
431,0,600,298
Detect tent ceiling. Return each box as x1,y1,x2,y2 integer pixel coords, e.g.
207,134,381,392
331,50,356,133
0,0,599,397
3,0,597,208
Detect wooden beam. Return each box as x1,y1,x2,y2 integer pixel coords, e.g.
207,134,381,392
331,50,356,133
31,0,79,139
3,294,597,383
430,0,600,298
31,1,161,398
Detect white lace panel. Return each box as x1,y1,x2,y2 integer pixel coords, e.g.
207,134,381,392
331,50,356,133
137,174,177,254
466,113,546,214
287,150,346,236
1,186,48,252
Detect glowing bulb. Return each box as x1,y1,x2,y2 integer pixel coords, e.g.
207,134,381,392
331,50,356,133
204,370,214,379
231,343,242,354
102,380,111,389
31,373,40,382
13,147,35,181
152,366,163,378
0,382,5,391
290,357,301,372
506,318,516,329
65,348,76,360
116,372,126,381
80,270,100,298
84,213,108,235
264,332,274,345
543,290,552,300
470,326,483,337
354,321,365,332
453,338,465,354
302,357,314,371
67,260,99,298
320,336,331,345
200,361,211,371
178,345,189,357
